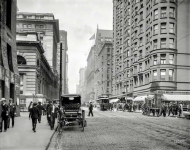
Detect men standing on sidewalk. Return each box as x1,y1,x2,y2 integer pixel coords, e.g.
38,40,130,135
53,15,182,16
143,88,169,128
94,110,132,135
29,102,40,132
37,102,43,123
8,99,16,128
1,98,9,132
88,102,93,117
46,101,52,125
49,100,57,130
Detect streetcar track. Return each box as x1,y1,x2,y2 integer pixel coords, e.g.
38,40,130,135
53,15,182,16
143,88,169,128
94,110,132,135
98,111,190,149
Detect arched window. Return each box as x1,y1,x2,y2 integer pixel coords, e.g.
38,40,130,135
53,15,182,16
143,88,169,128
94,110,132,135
17,55,27,65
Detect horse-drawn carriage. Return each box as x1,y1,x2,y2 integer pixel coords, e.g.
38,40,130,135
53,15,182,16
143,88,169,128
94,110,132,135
57,94,86,133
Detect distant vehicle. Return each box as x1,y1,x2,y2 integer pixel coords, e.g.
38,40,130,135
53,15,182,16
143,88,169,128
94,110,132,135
96,96,109,111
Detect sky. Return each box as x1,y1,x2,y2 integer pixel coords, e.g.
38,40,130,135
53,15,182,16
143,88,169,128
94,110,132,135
17,0,113,93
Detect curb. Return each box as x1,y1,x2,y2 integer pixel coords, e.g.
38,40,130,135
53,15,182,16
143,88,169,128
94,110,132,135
45,127,57,150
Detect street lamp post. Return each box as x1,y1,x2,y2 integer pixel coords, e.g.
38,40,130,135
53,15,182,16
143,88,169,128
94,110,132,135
59,42,63,106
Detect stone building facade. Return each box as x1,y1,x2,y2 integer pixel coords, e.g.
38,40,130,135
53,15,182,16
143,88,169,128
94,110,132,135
0,0,20,107
16,12,60,100
17,33,59,111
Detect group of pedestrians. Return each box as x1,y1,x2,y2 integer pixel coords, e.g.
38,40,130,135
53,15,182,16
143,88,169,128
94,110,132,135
0,98,16,132
28,100,58,132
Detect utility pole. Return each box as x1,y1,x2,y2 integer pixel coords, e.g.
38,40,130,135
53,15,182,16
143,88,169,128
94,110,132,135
59,42,62,106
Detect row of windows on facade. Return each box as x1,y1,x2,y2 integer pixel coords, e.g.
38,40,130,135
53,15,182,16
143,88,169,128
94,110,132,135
17,14,54,20
119,37,175,57
118,19,175,44
115,69,174,87
116,53,174,72
122,6,175,29
116,0,176,19
17,24,53,29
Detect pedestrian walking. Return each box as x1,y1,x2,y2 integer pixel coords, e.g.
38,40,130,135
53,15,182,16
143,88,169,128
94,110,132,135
178,103,183,117
49,100,57,130
46,101,52,126
8,99,16,128
29,102,40,132
37,102,43,123
0,98,9,132
160,103,167,117
168,102,173,116
88,102,93,116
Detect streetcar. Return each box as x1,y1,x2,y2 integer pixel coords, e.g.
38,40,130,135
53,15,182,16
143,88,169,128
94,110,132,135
96,96,110,111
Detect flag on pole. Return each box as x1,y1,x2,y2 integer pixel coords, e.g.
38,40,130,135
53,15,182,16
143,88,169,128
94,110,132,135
89,34,95,40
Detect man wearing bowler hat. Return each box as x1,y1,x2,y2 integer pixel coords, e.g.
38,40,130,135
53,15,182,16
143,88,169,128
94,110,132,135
1,98,9,132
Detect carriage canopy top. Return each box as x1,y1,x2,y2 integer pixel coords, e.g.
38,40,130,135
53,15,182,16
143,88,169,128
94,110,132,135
61,94,81,104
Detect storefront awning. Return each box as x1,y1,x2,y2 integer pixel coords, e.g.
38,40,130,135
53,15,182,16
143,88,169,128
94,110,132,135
109,99,119,103
162,94,190,101
133,96,147,102
146,95,154,100
126,97,133,100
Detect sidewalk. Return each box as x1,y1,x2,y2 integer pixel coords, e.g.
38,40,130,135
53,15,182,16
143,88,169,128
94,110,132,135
0,112,56,150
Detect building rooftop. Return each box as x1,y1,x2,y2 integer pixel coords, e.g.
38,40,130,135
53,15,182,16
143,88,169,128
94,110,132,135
98,29,113,38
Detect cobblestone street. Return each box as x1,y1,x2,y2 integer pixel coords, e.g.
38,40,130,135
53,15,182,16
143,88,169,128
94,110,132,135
48,108,190,150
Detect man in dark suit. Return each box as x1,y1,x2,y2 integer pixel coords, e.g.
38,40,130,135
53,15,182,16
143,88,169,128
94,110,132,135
8,99,16,128
1,98,9,132
49,100,57,130
29,102,40,132
88,102,93,116
37,102,43,123
46,101,52,125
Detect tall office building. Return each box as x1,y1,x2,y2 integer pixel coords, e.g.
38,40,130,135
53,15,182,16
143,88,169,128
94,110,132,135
112,0,190,99
0,0,20,106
